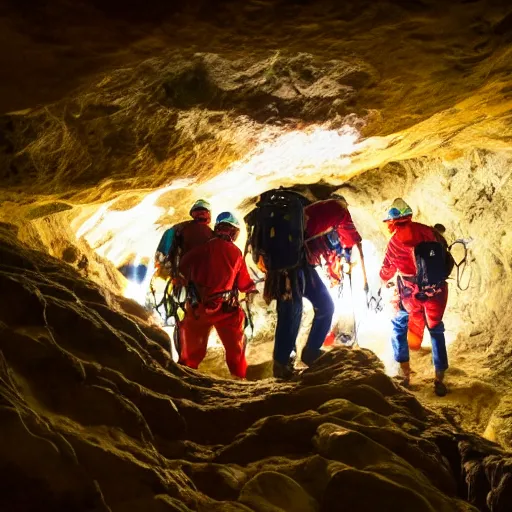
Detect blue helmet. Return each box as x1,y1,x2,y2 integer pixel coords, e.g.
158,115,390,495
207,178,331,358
215,211,240,228
383,198,413,222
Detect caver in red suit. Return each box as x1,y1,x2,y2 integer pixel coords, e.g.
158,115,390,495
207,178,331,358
380,219,449,350
154,199,214,279
304,196,362,283
305,197,362,263
379,198,449,396
178,212,256,378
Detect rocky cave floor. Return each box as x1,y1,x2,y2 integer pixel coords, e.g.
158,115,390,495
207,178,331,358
2,0,512,510
2,224,512,512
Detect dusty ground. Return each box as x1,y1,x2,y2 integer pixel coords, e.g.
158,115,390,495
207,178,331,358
2,224,512,511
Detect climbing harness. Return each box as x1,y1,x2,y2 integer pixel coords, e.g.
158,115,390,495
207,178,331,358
150,273,187,357
150,274,179,325
449,238,472,291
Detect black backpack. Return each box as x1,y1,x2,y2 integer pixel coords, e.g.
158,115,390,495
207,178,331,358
245,189,308,272
415,241,454,289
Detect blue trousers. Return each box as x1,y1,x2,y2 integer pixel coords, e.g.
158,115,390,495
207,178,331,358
274,266,334,365
391,307,448,371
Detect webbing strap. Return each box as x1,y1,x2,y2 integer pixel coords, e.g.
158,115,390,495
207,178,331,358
449,239,471,291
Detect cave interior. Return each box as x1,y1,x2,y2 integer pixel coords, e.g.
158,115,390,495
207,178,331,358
1,1,512,511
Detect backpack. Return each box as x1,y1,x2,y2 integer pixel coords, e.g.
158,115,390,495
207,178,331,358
156,227,176,257
155,221,213,279
245,189,308,272
414,241,453,289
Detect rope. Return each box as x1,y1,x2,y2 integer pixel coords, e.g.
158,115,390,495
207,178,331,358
449,239,472,291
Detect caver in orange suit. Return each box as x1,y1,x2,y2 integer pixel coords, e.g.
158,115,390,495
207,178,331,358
178,232,256,378
381,220,449,351
380,219,449,373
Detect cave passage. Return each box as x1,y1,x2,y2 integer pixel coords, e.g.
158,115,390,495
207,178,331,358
72,125,468,395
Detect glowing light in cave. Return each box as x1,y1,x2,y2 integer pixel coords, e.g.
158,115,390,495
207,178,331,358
72,122,459,373
312,240,395,372
124,257,156,305
75,124,360,291
201,125,359,216
73,124,362,359
76,179,193,266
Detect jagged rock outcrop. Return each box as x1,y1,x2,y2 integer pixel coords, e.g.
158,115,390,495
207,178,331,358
1,226,512,511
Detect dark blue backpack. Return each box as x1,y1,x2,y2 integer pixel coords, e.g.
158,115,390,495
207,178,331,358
415,241,452,289
246,189,308,272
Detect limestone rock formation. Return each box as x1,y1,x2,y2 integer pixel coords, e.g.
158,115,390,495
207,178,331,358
1,225,512,511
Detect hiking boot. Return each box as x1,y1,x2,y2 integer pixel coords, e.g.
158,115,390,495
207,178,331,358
301,347,326,367
273,360,295,380
434,380,447,397
434,370,447,397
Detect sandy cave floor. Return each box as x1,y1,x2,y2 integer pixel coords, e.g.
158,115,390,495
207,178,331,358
198,325,501,441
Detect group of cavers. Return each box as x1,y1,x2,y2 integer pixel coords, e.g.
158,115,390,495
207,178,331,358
153,190,458,397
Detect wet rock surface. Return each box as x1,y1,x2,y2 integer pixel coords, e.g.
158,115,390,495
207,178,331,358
1,226,511,511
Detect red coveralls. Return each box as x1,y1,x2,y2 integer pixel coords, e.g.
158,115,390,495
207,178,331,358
304,199,362,280
178,237,256,378
178,221,214,254
380,221,448,349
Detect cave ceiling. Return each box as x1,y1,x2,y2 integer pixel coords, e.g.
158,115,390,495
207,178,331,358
0,0,511,204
